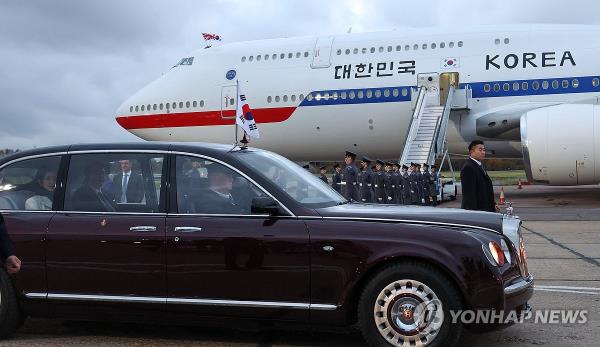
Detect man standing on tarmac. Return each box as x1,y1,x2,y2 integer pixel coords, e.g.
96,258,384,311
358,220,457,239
373,160,386,204
429,165,439,207
409,163,421,205
0,214,22,274
341,151,359,201
358,157,373,203
331,164,342,193
318,166,329,184
460,140,499,212
422,163,431,206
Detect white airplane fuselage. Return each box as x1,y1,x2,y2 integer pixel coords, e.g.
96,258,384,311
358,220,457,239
116,25,600,185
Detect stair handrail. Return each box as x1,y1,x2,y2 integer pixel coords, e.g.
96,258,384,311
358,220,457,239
399,86,427,164
430,85,456,164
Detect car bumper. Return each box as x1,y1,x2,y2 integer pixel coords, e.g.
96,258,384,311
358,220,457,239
504,274,534,311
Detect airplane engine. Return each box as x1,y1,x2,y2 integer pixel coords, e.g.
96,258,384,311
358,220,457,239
520,104,600,185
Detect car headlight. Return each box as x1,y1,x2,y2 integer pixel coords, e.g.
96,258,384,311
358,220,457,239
487,241,506,267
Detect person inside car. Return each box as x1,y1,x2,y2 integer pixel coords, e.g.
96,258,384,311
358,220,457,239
191,164,245,214
71,162,116,212
25,168,57,211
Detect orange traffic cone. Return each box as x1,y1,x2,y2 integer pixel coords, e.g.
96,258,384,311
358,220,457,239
499,187,505,204
517,179,523,190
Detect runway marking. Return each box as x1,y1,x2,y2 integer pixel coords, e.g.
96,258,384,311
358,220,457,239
535,288,600,295
536,285,600,291
521,225,600,267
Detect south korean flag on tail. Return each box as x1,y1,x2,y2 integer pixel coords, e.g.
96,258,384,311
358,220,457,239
236,82,260,139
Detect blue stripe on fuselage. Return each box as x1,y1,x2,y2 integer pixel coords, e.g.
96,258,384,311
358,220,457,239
299,75,600,107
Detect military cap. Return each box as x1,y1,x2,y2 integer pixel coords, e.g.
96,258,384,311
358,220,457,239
423,163,429,168
361,156,372,164
402,164,409,170
345,150,357,159
333,163,340,168
376,159,385,166
319,165,327,170
431,164,437,169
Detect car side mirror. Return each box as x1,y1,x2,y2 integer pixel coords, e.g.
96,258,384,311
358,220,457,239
251,196,280,215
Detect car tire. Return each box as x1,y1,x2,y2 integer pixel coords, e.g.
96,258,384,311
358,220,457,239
0,269,23,338
358,262,463,347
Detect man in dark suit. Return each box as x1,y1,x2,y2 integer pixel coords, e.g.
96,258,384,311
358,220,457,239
72,162,116,212
112,160,144,203
461,140,499,212
0,214,21,274
192,164,246,214
318,166,329,184
331,164,342,193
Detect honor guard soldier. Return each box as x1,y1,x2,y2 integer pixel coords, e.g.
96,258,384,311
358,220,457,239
422,163,432,205
331,164,342,193
341,151,359,201
400,164,411,205
391,163,402,204
373,160,386,203
429,164,439,206
409,163,421,205
383,162,394,204
319,166,329,184
415,163,425,205
358,157,374,203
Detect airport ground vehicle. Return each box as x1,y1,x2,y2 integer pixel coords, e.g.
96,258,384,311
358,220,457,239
0,142,532,346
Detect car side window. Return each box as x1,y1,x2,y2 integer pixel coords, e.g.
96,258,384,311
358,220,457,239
0,156,61,211
175,155,265,215
64,153,165,213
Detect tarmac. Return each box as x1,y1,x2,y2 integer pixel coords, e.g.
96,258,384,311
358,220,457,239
1,184,599,347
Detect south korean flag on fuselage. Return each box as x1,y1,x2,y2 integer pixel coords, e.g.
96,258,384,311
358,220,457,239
236,82,260,139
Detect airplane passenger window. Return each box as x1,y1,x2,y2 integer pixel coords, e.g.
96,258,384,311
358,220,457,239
383,89,390,97
264,54,269,60
396,45,402,51
272,54,277,60
458,41,463,47
357,90,364,99
288,53,293,58
493,84,500,92
422,44,427,50
257,55,262,61
562,80,569,88
393,89,399,97
375,90,382,98
192,101,197,107
130,106,134,112
572,79,579,88
552,80,559,89
484,84,491,92
371,47,376,53
353,48,359,54
299,94,305,101
504,38,510,44
322,93,329,100
186,101,191,108
280,53,285,59
449,42,455,48
159,103,163,110
296,52,301,58
431,43,436,49
542,81,549,89
267,96,272,103
366,90,373,98
249,56,254,62
153,104,157,111
179,102,184,108
275,95,281,102
379,47,384,53
503,83,510,91
593,78,599,87
513,82,520,91
166,103,170,109
141,105,145,111
291,95,296,102
401,88,408,97
337,49,342,55
283,95,288,102
340,92,347,99
332,92,339,100
440,42,445,48
405,45,410,51
229,99,234,106
241,56,246,62
387,46,392,52
200,100,205,107
303,52,309,57
495,39,501,45
349,91,356,99
413,44,418,50
362,48,367,54
532,81,540,90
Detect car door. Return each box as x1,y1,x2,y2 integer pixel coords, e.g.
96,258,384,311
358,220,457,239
165,154,310,321
0,154,63,315
44,151,168,316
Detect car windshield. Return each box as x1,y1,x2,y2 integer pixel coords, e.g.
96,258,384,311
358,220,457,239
234,150,347,208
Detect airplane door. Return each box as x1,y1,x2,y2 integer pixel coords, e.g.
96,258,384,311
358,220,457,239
417,73,440,106
221,85,237,119
311,37,334,68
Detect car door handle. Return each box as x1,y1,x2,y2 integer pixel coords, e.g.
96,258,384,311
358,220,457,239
129,226,157,232
174,227,203,233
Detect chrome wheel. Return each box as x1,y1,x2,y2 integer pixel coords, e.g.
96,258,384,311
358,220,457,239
373,279,444,346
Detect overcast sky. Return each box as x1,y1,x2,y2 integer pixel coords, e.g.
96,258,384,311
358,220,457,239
1,0,598,149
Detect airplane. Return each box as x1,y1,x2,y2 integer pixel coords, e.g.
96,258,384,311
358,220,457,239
115,24,600,186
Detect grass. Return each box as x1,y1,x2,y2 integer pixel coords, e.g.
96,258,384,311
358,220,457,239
440,170,526,186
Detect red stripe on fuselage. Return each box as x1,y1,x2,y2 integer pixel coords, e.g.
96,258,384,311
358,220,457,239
116,107,296,130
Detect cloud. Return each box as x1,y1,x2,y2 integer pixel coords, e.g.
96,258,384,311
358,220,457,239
0,0,598,149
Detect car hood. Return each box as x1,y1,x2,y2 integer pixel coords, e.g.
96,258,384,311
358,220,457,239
315,203,503,233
